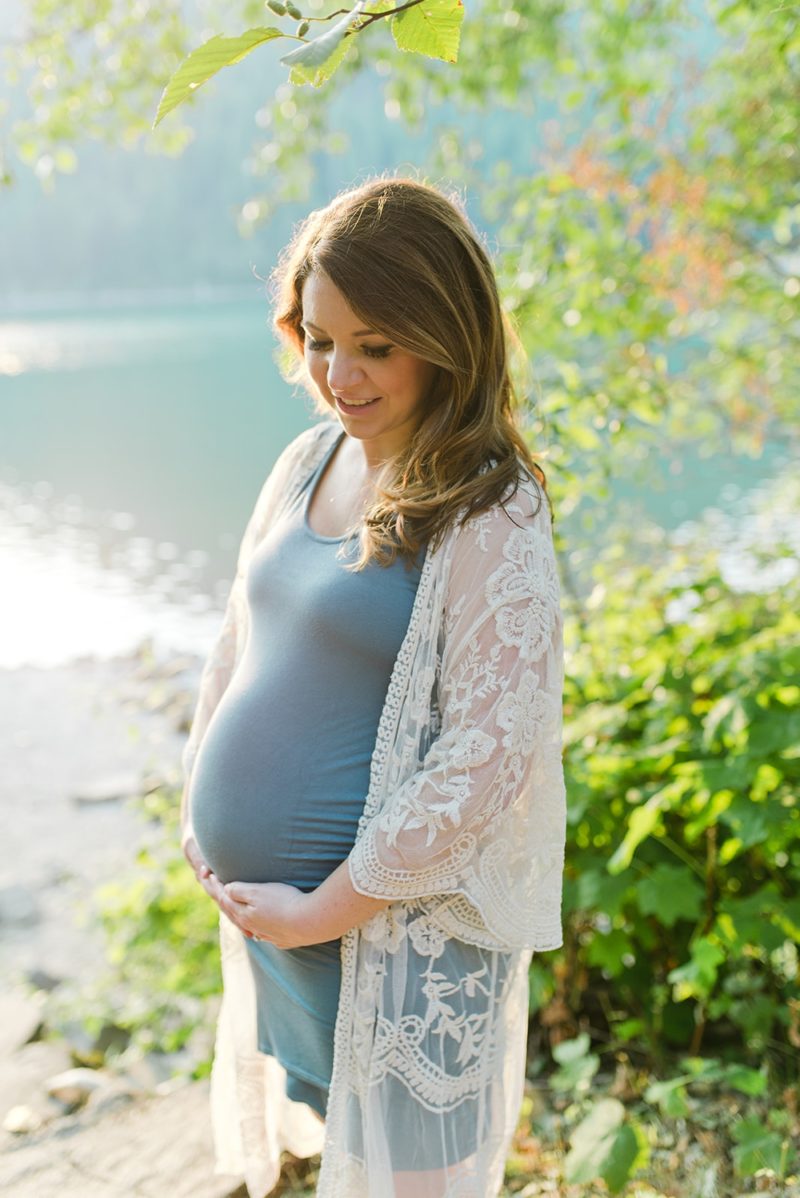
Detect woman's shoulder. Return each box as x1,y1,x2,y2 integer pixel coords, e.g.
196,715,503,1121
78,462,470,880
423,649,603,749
280,419,339,470
260,420,339,494
443,467,559,617
460,460,551,542
244,421,339,538
441,460,555,583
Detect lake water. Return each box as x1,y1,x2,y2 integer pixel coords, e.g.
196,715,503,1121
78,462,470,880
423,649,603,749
0,294,792,668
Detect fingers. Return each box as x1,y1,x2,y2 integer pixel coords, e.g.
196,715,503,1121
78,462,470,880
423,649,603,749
200,871,226,905
183,836,207,873
182,835,213,887
189,866,262,943
210,880,251,932
224,882,251,904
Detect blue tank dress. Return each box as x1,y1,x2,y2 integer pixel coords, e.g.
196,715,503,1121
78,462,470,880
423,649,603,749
189,429,424,1120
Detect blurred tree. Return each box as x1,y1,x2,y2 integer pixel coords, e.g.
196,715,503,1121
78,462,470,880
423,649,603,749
2,0,797,534
0,0,193,187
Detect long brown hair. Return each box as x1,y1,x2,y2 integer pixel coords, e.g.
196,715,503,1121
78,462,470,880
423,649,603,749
271,175,552,570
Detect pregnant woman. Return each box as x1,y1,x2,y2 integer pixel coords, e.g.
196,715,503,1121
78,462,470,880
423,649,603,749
180,176,567,1198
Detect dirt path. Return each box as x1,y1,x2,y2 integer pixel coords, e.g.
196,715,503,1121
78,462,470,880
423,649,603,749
0,1077,244,1197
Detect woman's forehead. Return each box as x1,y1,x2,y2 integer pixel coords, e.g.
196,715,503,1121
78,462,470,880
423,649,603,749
300,271,376,335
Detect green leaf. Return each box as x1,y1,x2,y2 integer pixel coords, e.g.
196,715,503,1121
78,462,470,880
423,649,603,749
731,1116,787,1177
702,693,746,749
681,1055,725,1081
668,937,726,1001
391,0,464,63
720,1063,768,1096
550,1052,600,1093
637,864,704,926
612,1017,646,1043
750,761,783,802
550,1033,600,1092
608,788,672,873
644,1074,690,1117
564,1098,626,1184
281,2,364,75
586,928,634,978
576,864,631,917
602,1121,642,1193
721,794,773,851
551,1032,591,1063
288,36,354,86
154,28,283,127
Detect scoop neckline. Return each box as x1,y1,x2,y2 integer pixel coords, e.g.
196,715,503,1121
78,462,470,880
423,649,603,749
303,429,355,543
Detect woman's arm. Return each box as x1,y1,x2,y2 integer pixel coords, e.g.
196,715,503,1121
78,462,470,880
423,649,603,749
344,477,566,949
219,858,394,948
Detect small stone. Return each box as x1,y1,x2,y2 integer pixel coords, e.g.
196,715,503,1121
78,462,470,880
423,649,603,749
121,1052,181,1093
0,884,40,927
0,1039,73,1115
25,968,63,993
71,773,141,804
92,1021,131,1060
3,1103,43,1134
84,1078,138,1116
45,1066,108,1107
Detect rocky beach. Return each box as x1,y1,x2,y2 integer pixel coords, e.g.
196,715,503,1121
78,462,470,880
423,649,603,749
0,643,254,1196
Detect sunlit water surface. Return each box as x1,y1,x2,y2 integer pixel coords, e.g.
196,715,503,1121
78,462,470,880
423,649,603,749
1,296,794,668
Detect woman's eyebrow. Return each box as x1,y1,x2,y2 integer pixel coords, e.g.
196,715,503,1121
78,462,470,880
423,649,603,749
302,320,379,337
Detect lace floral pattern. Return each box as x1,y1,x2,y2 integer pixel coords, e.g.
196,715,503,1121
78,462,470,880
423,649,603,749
346,471,565,952
183,420,567,1197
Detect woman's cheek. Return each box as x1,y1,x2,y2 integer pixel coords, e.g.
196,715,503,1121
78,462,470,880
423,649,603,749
306,358,326,397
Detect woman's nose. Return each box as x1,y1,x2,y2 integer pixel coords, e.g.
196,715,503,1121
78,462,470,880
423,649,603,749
327,348,365,392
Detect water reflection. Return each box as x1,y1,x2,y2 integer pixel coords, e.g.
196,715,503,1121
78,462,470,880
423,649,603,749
0,479,226,668
0,305,262,375
2,465,796,671
1,299,795,669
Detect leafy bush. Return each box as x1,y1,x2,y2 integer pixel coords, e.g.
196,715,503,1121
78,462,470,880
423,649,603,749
538,498,799,1081
57,787,223,1066
523,1032,797,1195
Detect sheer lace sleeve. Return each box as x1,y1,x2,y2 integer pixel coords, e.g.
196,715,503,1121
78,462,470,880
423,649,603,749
347,473,566,950
180,421,336,800
180,521,255,795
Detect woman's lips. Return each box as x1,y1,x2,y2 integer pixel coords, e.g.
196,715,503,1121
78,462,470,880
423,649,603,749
335,395,382,413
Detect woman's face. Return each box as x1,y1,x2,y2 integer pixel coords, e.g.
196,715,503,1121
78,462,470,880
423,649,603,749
300,271,438,464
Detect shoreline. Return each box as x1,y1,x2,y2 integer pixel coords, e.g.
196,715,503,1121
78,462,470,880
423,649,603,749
1,639,201,1008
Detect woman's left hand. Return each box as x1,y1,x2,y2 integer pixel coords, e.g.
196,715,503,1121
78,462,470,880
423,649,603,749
219,880,318,949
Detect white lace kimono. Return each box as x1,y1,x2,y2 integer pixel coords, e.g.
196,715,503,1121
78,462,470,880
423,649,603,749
181,419,566,1198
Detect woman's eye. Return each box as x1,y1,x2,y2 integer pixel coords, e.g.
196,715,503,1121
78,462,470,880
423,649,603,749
304,339,392,359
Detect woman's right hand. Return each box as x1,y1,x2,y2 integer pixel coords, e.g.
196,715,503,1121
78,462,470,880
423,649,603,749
180,824,256,940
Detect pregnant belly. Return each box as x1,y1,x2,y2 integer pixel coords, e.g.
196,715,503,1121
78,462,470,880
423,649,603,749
188,683,371,888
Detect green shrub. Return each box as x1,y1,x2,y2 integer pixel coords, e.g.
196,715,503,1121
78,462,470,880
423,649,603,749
543,510,799,1079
